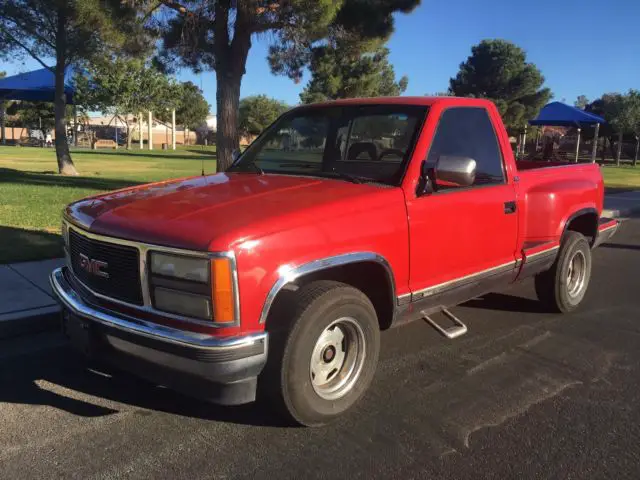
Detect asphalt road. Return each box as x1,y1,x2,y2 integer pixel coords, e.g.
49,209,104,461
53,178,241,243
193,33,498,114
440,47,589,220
2,219,640,480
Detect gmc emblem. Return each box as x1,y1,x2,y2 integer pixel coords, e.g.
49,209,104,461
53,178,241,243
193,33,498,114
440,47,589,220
78,253,109,278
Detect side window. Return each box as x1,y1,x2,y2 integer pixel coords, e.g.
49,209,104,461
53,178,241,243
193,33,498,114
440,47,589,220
426,107,505,187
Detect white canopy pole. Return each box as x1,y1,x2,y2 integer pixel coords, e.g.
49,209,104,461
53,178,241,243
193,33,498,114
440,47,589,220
171,109,176,150
575,127,581,163
139,113,143,149
591,123,600,163
521,125,528,158
148,111,153,150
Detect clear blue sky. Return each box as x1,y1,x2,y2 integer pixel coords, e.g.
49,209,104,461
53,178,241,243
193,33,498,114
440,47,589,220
2,0,638,114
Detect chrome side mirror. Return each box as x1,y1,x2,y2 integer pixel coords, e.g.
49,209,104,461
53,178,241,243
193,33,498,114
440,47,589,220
435,155,476,187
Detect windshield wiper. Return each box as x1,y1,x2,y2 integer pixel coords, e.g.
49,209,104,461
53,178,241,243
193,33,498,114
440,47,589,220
328,170,364,184
277,162,319,169
273,163,366,184
247,159,264,175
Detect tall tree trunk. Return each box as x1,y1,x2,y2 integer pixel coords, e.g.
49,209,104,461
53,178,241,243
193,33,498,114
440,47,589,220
0,103,5,145
54,8,77,175
634,137,639,167
616,132,623,166
213,3,251,172
215,71,241,171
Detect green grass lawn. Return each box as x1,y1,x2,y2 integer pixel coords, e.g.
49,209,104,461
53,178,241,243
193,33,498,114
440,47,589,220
2,145,640,264
0,145,216,263
601,165,640,189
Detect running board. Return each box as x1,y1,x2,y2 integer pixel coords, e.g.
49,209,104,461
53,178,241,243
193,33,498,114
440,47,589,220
422,308,468,339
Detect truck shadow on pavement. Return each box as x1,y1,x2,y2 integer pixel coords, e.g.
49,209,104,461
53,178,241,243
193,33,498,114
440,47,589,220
463,293,548,314
0,340,287,427
0,288,559,427
601,242,640,251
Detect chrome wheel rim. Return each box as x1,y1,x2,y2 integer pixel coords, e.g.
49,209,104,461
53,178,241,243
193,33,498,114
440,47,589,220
567,250,587,298
309,317,366,400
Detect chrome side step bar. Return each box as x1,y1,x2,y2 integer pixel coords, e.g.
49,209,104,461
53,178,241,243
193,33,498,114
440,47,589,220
422,308,468,339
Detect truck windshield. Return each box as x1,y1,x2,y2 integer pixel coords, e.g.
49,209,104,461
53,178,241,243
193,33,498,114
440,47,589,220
228,104,428,186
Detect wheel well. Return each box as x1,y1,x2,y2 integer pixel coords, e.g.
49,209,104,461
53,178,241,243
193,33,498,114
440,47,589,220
565,211,598,245
267,261,395,331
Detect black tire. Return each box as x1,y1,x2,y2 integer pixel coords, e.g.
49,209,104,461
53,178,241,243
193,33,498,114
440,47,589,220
535,231,592,313
260,280,380,427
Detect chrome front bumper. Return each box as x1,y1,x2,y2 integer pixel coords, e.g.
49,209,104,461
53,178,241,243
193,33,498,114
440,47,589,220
50,267,268,405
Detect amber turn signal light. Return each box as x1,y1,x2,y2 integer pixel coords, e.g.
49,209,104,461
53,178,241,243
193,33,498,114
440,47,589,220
211,258,235,323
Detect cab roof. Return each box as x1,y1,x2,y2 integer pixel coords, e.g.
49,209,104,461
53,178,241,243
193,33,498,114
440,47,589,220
302,96,496,109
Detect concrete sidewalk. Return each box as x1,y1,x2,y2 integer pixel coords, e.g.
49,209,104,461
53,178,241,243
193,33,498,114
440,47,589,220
1,191,639,340
0,258,64,339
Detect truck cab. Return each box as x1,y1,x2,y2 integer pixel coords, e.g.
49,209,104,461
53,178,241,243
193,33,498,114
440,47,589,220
51,96,618,426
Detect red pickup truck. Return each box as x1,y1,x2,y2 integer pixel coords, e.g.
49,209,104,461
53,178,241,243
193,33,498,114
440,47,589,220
51,96,618,426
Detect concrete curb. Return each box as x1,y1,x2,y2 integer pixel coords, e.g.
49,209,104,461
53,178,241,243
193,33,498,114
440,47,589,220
0,305,60,340
602,205,640,219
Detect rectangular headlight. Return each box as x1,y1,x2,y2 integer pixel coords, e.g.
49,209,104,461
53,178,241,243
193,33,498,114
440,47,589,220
150,253,209,283
153,287,212,320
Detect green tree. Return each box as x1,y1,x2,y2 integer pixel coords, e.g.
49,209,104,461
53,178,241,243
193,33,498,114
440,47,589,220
449,39,552,133
157,81,210,145
574,95,589,110
300,43,408,104
0,0,148,174
85,58,175,150
239,95,288,136
144,0,420,172
7,101,55,138
590,91,640,166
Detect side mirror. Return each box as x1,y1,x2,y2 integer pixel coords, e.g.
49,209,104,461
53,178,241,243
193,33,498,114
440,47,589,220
435,155,476,187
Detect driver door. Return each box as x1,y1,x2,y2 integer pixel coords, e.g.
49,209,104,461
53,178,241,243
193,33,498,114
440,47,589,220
406,106,518,298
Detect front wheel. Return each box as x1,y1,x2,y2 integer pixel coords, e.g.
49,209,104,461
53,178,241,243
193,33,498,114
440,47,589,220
260,280,380,427
535,231,592,313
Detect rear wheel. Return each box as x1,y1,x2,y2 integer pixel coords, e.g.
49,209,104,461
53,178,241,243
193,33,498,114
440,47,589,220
535,231,592,313
260,280,380,426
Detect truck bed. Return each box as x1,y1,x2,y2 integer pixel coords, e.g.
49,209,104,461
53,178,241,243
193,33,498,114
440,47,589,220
515,159,588,171
514,160,604,242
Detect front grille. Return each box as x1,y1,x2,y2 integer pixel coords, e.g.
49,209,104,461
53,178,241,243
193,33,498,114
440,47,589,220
69,229,143,305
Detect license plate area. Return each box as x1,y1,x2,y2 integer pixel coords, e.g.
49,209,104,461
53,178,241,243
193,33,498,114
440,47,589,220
62,309,93,355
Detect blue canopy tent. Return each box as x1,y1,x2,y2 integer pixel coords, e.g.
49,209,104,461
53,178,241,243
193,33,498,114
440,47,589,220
0,67,75,103
529,101,606,163
0,67,76,145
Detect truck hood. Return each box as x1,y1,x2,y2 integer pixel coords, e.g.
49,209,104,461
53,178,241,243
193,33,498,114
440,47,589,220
66,173,392,251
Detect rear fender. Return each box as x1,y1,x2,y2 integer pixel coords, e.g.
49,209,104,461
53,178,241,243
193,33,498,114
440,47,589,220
559,207,599,244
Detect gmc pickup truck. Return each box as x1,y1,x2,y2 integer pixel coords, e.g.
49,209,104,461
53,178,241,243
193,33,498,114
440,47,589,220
51,97,618,426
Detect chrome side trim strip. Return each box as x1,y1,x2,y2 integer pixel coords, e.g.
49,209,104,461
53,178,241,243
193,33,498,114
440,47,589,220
51,267,266,350
64,220,240,328
411,260,517,301
598,224,617,232
259,252,396,324
523,245,559,261
397,293,412,306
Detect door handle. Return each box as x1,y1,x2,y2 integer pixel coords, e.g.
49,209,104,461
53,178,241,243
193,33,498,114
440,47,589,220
504,201,517,214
